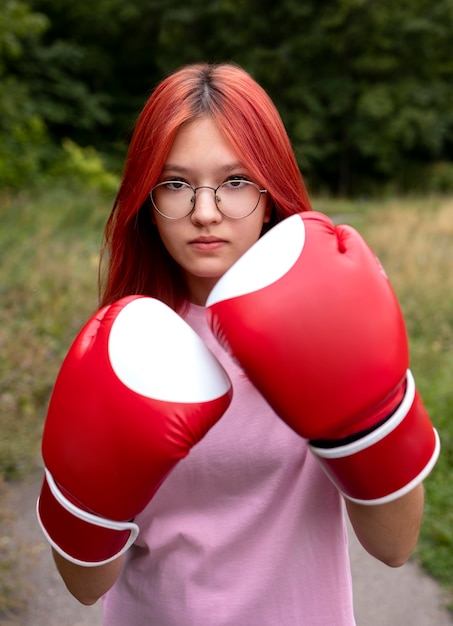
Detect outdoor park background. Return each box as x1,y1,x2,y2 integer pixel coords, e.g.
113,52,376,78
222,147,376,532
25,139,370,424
1,0,452,616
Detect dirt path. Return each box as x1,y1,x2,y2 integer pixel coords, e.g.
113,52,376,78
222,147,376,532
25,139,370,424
1,468,452,626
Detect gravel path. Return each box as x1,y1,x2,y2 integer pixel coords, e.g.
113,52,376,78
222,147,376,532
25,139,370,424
1,469,452,626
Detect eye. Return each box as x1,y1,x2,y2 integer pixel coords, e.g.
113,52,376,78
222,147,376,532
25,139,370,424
223,176,252,189
163,180,191,192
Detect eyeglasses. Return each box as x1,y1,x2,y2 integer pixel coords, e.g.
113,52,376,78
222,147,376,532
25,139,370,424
150,179,268,220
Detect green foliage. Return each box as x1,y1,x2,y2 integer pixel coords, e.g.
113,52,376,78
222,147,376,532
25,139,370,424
48,139,120,194
425,162,453,193
3,1,453,194
0,0,48,63
0,83,49,188
15,38,113,132
0,1,51,188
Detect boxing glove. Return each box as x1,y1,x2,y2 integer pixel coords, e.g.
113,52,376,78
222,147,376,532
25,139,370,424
206,211,440,505
37,296,232,566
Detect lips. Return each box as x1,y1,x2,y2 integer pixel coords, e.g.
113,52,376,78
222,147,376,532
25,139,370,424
190,236,225,244
189,236,227,251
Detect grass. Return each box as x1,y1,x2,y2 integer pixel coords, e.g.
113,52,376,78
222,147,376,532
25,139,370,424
0,187,110,479
0,187,452,611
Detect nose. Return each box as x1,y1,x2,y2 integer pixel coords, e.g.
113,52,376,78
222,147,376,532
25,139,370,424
190,186,222,224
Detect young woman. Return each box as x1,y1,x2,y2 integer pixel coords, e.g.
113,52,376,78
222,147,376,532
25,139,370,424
51,63,425,625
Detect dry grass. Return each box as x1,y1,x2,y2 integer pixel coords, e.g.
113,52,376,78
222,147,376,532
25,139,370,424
360,196,453,330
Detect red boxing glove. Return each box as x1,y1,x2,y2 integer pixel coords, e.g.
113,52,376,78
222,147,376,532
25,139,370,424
37,296,232,565
206,212,440,505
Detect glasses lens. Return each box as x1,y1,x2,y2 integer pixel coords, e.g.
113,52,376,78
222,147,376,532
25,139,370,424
217,180,262,218
151,181,194,219
150,180,264,219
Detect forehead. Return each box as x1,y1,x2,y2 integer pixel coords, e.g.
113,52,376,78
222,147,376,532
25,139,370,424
163,117,245,176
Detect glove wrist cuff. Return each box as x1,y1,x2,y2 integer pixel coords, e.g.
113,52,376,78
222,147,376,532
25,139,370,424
37,468,139,567
311,370,416,457
309,370,440,505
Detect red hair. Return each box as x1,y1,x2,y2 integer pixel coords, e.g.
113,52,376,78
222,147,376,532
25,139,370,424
100,63,311,311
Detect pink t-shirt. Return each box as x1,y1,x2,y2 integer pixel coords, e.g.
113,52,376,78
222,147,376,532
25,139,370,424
102,304,355,625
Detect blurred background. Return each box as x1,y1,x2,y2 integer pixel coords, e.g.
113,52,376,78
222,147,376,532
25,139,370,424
1,0,452,619
2,0,453,195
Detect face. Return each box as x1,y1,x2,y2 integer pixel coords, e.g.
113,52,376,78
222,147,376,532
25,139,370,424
152,117,271,305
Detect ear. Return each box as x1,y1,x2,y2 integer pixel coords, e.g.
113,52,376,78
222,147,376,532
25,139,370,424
263,198,273,224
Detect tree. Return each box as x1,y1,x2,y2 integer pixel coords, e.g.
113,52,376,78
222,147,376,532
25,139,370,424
0,1,49,187
9,0,453,193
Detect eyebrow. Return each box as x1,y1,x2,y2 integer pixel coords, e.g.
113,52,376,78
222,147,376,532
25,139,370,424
161,162,247,175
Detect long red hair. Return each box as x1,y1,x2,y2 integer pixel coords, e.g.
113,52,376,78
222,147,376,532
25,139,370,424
100,63,311,311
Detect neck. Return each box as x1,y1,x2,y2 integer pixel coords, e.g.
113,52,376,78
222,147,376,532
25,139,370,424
185,276,219,306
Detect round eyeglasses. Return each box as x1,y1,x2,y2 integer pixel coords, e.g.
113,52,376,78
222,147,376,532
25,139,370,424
150,179,268,220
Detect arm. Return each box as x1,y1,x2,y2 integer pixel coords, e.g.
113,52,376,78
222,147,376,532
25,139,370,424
346,483,424,568
52,549,124,605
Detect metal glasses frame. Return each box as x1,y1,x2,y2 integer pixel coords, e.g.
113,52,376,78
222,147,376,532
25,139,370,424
150,180,268,220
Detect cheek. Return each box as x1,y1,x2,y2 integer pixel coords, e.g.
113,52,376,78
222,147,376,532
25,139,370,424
236,220,267,255
154,221,182,258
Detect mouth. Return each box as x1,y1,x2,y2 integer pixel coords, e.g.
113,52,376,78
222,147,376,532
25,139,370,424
189,236,227,251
